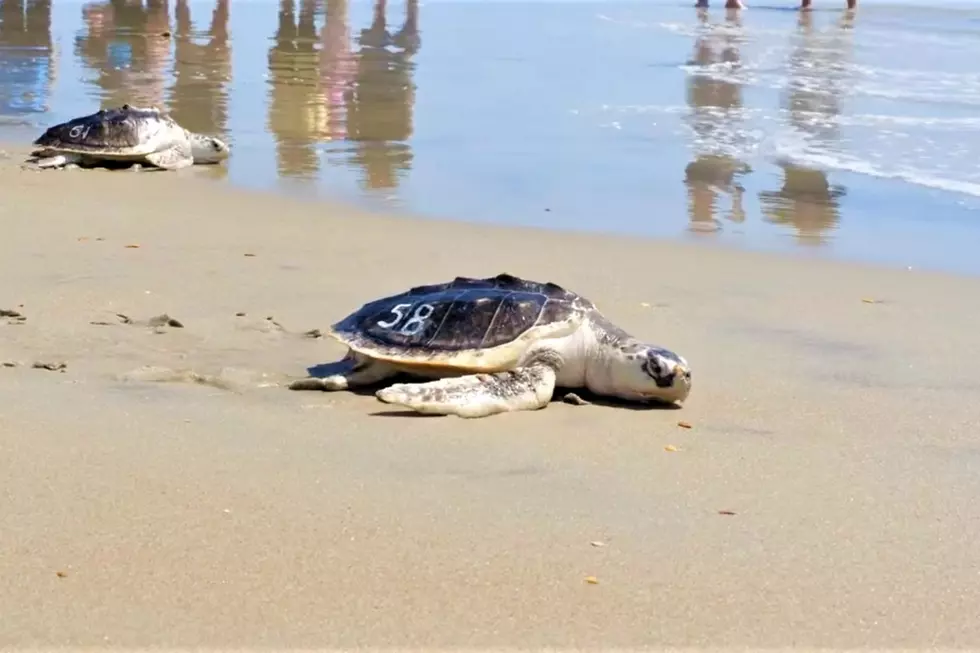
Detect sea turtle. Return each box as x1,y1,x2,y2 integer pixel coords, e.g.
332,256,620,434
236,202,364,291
27,104,230,170
289,273,692,418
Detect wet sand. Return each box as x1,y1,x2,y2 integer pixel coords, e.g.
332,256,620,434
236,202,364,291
2,147,980,650
9,0,980,275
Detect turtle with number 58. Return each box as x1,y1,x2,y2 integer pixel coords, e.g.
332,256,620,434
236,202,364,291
28,104,230,170
289,273,692,418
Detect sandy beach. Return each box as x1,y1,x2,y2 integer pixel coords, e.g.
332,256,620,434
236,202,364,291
2,146,980,650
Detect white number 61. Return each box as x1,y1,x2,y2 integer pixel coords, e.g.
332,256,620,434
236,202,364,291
68,125,90,140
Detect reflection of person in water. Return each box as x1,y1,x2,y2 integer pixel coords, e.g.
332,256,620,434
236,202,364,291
75,0,172,108
169,0,230,143
683,7,749,235
345,0,419,191
0,0,55,116
694,0,746,8
319,0,355,142
759,11,853,246
267,0,335,177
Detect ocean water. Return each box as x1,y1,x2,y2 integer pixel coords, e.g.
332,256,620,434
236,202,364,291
2,0,980,274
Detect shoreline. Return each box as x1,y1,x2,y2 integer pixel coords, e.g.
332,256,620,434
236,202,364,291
5,140,974,284
2,152,980,648
5,646,961,653
181,169,980,282
6,136,977,281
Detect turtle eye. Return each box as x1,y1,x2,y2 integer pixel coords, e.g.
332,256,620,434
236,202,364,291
641,356,663,379
641,352,675,388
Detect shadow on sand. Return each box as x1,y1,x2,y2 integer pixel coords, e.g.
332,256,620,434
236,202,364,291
302,360,683,418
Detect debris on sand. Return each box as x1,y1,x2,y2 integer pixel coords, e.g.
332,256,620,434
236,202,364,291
562,392,591,406
1,308,26,324
146,314,184,328
32,361,67,372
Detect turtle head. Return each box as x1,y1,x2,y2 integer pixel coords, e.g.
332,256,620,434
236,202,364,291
608,344,692,405
188,133,230,164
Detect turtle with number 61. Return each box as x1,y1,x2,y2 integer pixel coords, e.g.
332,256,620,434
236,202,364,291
27,104,230,170
289,273,692,418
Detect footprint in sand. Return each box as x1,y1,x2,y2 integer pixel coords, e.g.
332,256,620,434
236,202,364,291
89,312,184,329
117,365,289,392
113,312,323,391
11,308,324,392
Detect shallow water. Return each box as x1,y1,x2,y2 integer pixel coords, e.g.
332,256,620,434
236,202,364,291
2,0,980,274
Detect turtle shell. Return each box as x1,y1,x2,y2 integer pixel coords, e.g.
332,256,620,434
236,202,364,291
32,104,180,157
331,273,591,369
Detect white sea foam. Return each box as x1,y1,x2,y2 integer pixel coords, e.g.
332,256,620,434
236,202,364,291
590,0,980,202
774,147,980,198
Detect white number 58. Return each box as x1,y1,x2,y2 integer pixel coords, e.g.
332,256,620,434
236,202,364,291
377,302,436,336
377,303,411,329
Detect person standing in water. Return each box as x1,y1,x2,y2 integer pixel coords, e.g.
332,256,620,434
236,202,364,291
695,1,856,9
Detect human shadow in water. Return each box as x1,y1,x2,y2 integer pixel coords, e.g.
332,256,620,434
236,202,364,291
683,8,751,236
758,10,854,245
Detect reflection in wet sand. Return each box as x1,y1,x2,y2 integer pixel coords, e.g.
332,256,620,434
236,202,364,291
266,0,420,188
75,0,172,108
347,0,419,191
267,0,333,178
759,11,854,246
682,8,750,236
0,0,54,116
320,0,355,145
169,0,231,147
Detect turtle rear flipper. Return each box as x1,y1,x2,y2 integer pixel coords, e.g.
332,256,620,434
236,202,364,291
375,364,557,418
32,153,80,169
289,351,397,391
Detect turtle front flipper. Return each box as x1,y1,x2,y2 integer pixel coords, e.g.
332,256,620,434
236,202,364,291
376,364,557,418
144,139,194,170
289,351,397,391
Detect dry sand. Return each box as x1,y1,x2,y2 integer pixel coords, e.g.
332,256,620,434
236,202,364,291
2,146,980,651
